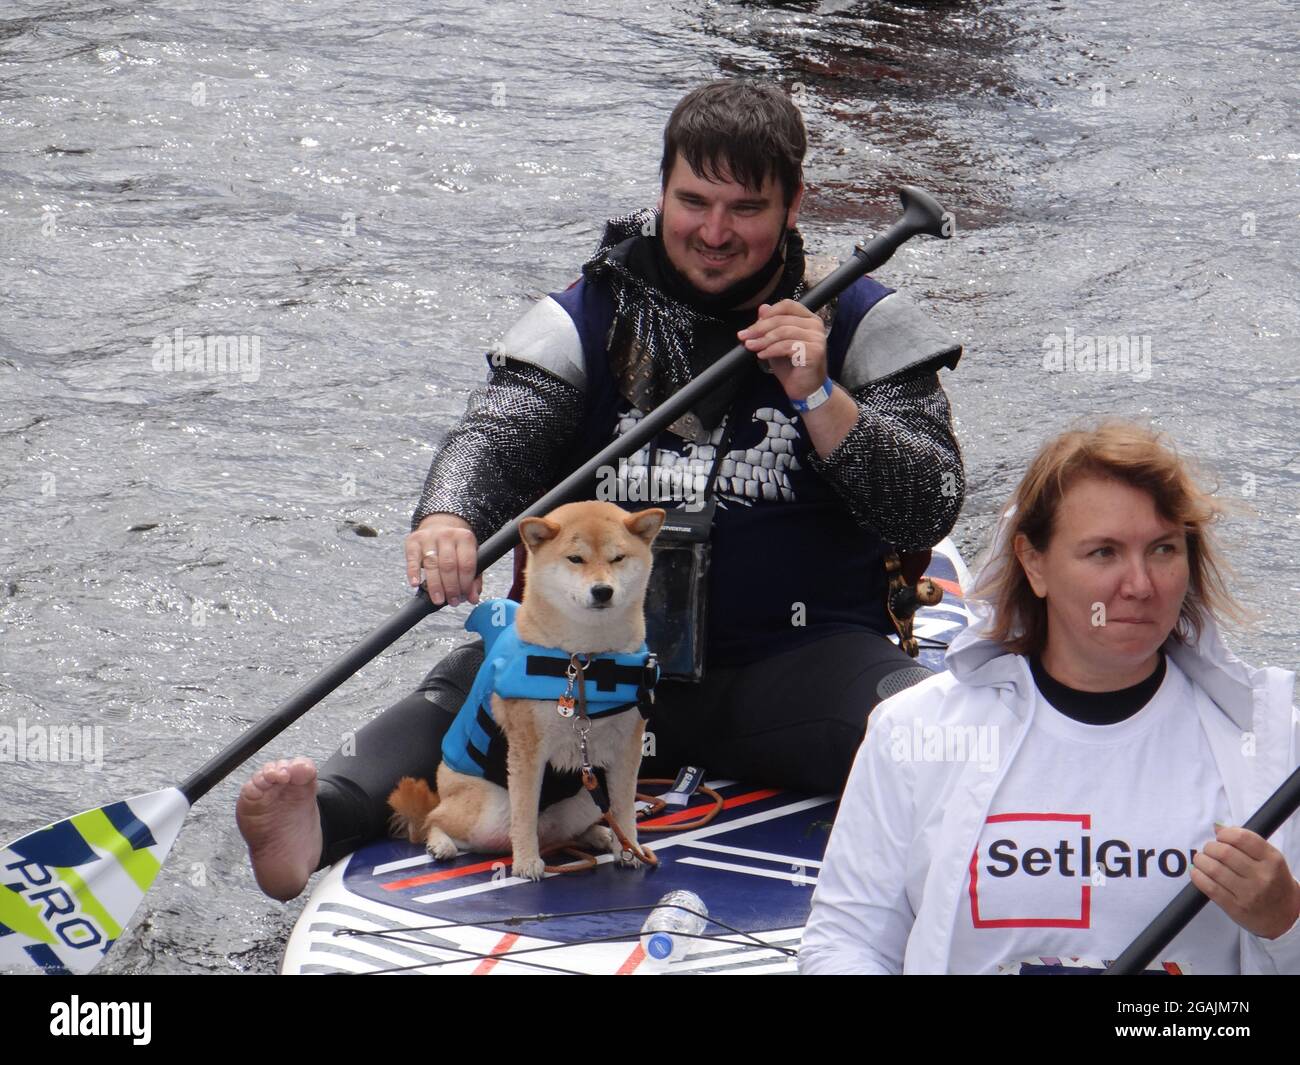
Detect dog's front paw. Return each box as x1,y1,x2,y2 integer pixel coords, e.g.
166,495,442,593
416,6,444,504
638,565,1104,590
581,822,642,868
424,826,459,861
577,823,638,866
512,855,546,881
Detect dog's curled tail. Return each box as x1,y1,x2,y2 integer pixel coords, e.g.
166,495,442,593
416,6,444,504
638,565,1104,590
387,776,440,843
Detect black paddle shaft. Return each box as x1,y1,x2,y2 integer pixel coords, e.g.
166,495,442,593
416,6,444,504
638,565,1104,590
179,186,953,804
1106,763,1300,975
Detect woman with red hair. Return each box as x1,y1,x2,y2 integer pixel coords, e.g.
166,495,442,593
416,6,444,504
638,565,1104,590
800,421,1300,974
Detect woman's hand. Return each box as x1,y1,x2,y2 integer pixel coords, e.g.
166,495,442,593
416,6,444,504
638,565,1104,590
1191,824,1300,939
404,513,483,607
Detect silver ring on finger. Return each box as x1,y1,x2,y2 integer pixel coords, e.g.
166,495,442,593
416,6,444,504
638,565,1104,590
423,549,438,560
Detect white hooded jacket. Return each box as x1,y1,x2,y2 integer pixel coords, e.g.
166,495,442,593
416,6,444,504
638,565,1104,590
799,611,1300,975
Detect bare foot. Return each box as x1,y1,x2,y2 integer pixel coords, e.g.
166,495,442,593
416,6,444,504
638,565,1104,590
236,757,323,901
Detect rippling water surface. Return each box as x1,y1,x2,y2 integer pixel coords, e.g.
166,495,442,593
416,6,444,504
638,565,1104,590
1,0,1296,973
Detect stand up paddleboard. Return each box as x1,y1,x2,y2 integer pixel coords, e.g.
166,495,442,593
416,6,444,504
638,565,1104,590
281,540,974,975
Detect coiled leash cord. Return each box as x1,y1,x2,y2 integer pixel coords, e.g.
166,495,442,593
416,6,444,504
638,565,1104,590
543,653,723,875
539,779,724,875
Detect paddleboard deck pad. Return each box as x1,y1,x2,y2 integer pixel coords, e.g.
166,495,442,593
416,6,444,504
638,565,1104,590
281,539,973,975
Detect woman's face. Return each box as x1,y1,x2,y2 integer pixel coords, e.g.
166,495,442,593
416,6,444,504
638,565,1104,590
1015,475,1190,687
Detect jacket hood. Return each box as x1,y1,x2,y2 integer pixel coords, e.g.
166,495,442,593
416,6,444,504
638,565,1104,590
943,503,1036,700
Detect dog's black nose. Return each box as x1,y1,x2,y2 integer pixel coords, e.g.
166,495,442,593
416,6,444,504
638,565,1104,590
590,584,613,604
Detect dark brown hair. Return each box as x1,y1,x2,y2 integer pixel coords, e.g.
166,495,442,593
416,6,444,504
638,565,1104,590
660,79,806,208
972,420,1243,655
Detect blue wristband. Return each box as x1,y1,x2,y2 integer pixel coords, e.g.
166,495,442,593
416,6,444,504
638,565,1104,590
791,377,834,413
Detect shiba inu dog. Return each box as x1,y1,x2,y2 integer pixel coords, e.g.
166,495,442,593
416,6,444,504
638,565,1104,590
388,501,666,881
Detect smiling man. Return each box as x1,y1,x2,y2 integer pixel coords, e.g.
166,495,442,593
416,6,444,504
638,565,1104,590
237,79,966,901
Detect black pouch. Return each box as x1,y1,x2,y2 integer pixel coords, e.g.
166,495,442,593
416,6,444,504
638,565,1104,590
642,410,738,684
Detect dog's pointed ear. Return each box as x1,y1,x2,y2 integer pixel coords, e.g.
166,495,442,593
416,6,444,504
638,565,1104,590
519,516,560,552
623,507,666,545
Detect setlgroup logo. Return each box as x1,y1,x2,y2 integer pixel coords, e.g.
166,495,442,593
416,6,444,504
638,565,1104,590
968,812,1201,929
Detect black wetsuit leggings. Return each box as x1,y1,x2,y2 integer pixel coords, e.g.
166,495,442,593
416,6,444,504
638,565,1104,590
314,629,932,869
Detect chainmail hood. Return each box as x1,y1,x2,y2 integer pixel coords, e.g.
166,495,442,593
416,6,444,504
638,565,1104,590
580,208,809,442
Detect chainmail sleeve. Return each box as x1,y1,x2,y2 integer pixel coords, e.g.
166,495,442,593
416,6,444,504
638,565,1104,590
803,370,965,552
410,358,585,541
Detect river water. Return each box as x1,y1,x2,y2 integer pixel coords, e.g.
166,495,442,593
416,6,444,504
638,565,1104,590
1,0,1296,974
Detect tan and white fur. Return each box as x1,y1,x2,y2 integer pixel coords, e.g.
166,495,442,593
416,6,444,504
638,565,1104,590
389,501,665,881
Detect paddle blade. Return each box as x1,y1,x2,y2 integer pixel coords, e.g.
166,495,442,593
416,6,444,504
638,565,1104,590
0,788,190,974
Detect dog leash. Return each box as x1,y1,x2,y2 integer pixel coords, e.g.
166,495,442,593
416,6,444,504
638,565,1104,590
536,653,725,876
556,651,660,871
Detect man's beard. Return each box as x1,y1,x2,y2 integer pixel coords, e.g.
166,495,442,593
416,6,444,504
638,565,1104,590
651,229,790,316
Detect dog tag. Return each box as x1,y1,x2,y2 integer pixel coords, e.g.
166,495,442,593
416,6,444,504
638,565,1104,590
556,693,576,718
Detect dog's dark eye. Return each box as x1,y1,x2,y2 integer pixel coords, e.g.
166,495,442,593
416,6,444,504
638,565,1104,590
611,555,625,563
567,555,584,564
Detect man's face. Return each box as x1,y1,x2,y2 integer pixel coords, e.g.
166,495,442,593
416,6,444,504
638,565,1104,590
657,150,802,297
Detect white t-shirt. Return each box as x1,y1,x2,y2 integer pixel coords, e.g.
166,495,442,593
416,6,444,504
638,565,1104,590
947,656,1239,974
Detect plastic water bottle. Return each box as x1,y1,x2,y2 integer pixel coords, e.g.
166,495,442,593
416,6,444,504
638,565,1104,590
639,890,708,964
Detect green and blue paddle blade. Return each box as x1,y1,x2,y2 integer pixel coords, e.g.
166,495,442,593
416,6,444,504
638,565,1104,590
0,788,190,974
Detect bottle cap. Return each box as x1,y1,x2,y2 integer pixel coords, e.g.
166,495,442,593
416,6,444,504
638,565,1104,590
646,932,675,961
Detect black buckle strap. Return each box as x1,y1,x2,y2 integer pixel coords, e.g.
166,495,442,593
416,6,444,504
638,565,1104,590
525,653,658,694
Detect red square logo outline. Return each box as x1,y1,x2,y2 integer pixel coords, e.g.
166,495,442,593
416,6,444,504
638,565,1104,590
968,812,1092,929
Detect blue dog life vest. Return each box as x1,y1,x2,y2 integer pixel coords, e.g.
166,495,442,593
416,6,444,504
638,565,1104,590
441,600,659,803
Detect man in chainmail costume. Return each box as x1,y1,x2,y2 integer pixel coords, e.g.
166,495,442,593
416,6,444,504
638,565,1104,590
237,79,965,900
